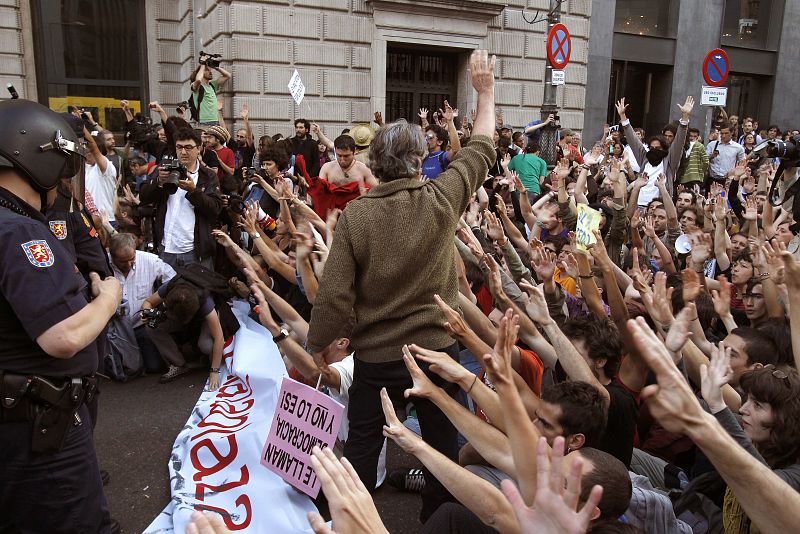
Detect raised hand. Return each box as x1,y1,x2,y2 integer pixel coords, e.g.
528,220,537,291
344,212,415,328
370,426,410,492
643,215,657,238
250,283,279,331
307,445,388,534
664,306,694,354
409,337,471,385
634,172,649,189
641,271,674,327
627,317,708,434
615,97,628,121
433,294,472,341
401,345,438,399
711,276,733,318
530,240,556,282
682,268,702,303
441,100,456,123
557,251,579,280
677,96,695,118
554,158,571,182
485,211,506,243
689,232,713,266
481,309,519,387
418,108,429,121
700,341,733,414
211,229,235,249
742,195,758,221
588,229,611,269
761,241,786,284
501,437,602,534
381,388,423,455
470,50,496,94
240,103,249,120
373,111,384,126
519,281,552,325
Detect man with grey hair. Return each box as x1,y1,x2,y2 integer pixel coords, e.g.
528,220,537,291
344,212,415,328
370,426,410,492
307,50,498,522
109,232,175,373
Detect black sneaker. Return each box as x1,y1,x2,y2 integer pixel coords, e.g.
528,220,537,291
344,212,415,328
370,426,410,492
387,468,426,493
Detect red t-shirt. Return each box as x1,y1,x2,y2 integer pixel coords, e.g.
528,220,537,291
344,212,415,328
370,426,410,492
475,347,544,423
215,146,235,179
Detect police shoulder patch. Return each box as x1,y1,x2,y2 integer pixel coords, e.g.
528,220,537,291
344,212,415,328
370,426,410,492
21,239,55,268
49,220,68,240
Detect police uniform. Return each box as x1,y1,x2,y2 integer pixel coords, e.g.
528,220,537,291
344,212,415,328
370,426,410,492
0,99,114,533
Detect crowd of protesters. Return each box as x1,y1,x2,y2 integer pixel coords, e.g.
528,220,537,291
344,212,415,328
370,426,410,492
64,49,800,534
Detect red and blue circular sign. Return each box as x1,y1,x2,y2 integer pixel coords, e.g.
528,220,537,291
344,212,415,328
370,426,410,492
547,23,571,70
702,49,730,87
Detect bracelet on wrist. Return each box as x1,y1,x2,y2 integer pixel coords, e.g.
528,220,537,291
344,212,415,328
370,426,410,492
466,373,479,394
210,368,220,373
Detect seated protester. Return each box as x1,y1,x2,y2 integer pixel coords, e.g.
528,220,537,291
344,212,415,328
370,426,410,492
422,122,460,180
141,276,224,388
384,340,630,534
308,134,377,217
723,326,780,388
544,235,577,296
248,284,388,487
701,361,800,534
560,318,639,468
109,233,176,373
536,202,571,240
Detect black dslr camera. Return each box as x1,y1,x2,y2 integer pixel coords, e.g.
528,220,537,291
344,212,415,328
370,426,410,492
226,193,246,214
159,155,186,195
755,135,800,230
199,51,223,68
127,114,160,147
140,307,167,328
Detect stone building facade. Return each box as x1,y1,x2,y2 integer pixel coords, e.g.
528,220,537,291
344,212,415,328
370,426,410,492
1,0,593,138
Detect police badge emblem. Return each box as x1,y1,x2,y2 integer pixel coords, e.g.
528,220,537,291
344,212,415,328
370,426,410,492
49,220,68,240
21,240,55,267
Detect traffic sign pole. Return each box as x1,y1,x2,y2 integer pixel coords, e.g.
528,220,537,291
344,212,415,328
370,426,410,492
701,49,730,139
540,1,563,167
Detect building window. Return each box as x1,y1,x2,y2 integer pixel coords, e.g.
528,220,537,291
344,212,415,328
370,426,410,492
727,74,764,123
386,47,458,123
614,0,679,38
722,0,775,49
32,0,148,132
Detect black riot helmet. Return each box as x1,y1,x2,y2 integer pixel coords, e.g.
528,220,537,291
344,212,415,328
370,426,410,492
0,99,85,191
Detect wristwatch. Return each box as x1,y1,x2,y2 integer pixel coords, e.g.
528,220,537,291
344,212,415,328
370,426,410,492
273,328,290,343
250,231,261,239
210,367,220,373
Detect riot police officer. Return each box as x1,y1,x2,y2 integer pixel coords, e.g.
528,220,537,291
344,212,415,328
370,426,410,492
0,99,122,533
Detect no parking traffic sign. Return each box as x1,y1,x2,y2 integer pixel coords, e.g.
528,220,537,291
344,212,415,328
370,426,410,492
702,49,730,87
547,23,571,71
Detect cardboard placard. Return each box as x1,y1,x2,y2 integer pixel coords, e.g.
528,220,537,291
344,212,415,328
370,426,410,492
576,203,602,251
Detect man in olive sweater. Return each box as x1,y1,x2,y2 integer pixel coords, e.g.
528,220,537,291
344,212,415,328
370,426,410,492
307,50,497,522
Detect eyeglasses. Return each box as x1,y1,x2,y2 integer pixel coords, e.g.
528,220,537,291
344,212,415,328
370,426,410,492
176,144,198,152
426,134,435,140
762,364,789,381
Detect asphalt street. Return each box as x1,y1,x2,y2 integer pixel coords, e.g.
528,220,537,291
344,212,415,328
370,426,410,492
94,371,421,534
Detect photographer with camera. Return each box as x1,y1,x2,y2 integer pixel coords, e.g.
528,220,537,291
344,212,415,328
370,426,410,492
139,128,223,270
189,52,230,126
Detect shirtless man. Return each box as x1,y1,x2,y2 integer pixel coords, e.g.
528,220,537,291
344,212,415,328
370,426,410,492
319,135,377,187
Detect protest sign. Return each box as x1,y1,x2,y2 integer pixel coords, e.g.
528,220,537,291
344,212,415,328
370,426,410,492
576,203,602,251
288,69,306,106
261,378,345,498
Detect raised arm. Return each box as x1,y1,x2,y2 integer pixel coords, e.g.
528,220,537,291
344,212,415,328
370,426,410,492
442,100,461,159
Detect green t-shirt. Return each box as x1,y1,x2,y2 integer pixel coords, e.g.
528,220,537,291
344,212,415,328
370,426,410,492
507,153,547,194
192,80,219,124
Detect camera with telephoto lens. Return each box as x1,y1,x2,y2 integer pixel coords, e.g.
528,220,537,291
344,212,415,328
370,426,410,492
176,101,189,115
242,167,255,180
754,135,800,167
140,307,167,328
199,51,223,68
159,155,186,195
127,114,160,147
226,193,246,214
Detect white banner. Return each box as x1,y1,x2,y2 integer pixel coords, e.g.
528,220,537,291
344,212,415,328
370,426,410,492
144,302,317,534
288,70,306,106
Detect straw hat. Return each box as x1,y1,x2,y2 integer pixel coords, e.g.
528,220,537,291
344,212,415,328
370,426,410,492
349,123,375,148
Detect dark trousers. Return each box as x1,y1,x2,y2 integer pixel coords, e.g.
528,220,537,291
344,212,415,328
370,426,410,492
343,342,461,523
0,404,113,533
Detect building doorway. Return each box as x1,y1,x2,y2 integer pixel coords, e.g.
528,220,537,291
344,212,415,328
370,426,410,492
386,46,459,123
608,60,674,136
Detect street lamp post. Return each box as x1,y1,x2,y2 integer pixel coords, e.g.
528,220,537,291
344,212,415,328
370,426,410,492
539,0,562,167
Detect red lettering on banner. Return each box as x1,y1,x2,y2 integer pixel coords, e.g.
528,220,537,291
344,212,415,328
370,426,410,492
191,435,239,481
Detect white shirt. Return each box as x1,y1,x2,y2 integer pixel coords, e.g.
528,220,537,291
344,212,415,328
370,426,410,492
637,160,665,207
163,166,199,254
112,250,176,327
328,355,387,487
624,145,640,173
85,156,118,221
